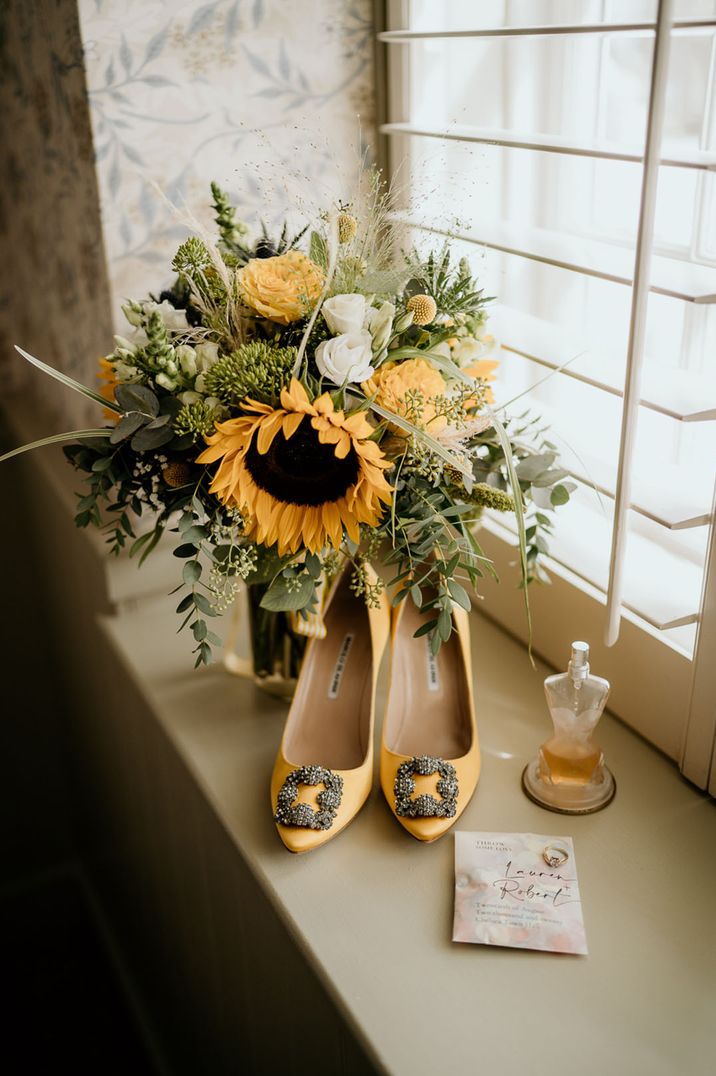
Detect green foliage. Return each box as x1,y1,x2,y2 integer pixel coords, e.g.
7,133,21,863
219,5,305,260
211,181,250,256
203,340,297,405
172,236,211,277
174,400,219,442
408,245,492,323
466,483,515,512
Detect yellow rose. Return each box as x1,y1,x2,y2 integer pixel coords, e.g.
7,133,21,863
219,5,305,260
363,358,447,434
238,250,324,324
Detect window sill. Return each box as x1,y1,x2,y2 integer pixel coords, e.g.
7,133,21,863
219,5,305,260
101,592,715,1075
3,398,714,1072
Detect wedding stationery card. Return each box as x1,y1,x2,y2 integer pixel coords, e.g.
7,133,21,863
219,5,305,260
453,831,588,955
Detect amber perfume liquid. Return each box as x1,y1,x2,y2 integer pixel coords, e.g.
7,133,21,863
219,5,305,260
522,642,616,814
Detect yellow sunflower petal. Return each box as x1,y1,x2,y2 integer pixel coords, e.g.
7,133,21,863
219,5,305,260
281,411,305,440
256,410,285,454
281,378,315,414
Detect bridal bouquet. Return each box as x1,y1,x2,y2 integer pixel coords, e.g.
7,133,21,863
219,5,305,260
6,177,572,667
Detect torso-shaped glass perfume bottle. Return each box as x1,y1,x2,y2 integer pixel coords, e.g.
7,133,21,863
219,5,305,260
522,642,616,814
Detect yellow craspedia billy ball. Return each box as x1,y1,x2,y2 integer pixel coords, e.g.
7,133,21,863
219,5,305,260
162,461,193,488
406,293,437,326
337,212,358,244
238,250,324,324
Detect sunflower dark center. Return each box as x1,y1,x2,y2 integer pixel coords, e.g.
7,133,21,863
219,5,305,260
245,417,360,507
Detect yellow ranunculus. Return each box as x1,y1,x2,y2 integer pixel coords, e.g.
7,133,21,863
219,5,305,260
238,250,324,324
363,358,447,434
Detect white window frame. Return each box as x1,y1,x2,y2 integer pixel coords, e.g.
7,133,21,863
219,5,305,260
375,0,716,789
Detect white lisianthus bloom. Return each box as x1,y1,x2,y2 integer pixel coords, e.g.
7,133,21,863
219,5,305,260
322,293,367,336
147,299,189,334
194,341,220,371
113,360,140,382
430,341,452,360
315,330,375,384
179,390,202,406
121,303,143,328
176,344,198,379
451,336,483,366
156,372,177,391
366,301,395,352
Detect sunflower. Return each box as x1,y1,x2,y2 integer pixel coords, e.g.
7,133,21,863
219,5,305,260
196,379,393,554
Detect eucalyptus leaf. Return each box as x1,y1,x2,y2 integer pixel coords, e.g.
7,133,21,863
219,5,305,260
115,383,160,417
194,592,218,617
531,468,569,489
550,484,571,507
109,412,146,443
515,453,556,482
183,560,202,584
260,573,315,612
131,424,174,451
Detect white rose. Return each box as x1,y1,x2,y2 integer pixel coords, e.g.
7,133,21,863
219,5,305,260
322,293,367,336
315,331,375,385
366,301,395,352
195,341,220,371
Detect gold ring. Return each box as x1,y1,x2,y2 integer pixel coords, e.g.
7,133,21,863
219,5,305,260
542,844,569,868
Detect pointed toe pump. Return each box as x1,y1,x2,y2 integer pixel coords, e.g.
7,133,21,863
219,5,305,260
271,566,389,853
380,595,480,842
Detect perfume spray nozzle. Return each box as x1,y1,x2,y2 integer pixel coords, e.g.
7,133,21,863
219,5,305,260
569,641,590,681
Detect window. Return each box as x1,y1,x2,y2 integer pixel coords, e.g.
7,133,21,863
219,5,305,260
377,0,716,788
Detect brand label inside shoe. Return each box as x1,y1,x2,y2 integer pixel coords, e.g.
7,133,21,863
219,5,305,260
328,634,354,698
425,637,441,692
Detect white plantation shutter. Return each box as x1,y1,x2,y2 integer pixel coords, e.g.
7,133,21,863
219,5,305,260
376,0,716,788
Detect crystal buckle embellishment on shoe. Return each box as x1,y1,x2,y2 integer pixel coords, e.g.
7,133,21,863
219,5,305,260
274,765,344,831
394,756,459,819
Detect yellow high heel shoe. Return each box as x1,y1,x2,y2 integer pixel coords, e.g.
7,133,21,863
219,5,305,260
271,565,389,853
380,594,480,842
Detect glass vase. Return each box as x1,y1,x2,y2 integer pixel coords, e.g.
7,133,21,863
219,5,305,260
223,582,306,700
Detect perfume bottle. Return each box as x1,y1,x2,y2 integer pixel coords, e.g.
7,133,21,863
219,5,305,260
522,641,616,814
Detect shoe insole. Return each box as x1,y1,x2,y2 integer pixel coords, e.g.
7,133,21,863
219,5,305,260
384,596,472,759
283,575,373,770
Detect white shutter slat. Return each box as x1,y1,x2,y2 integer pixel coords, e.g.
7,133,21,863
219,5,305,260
379,20,716,42
391,215,716,303
491,306,716,423
381,122,716,172
487,502,701,632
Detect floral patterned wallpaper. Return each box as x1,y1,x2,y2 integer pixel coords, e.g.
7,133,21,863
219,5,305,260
0,1,375,426
79,0,376,329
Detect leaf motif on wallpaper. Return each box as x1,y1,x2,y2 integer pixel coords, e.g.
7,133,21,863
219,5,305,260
242,46,271,79
188,1,221,36
121,143,144,166
278,40,290,81
119,215,132,249
142,23,170,68
139,182,157,225
224,0,241,46
252,0,264,26
120,35,133,75
104,58,115,87
108,154,121,197
138,75,177,87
